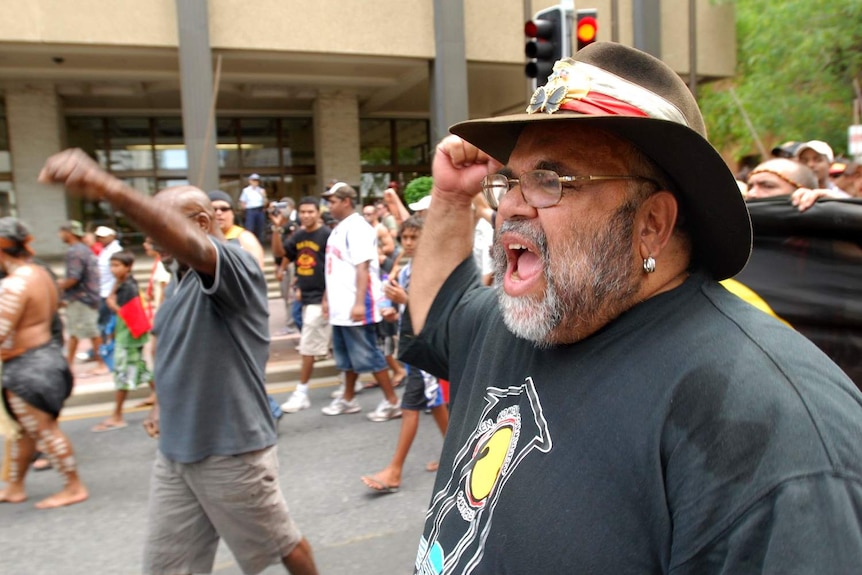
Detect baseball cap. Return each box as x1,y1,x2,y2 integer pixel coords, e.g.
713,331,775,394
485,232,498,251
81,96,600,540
408,195,432,212
770,141,802,158
829,158,858,177
60,220,85,237
208,190,234,208
248,173,261,181
322,182,357,200
794,140,834,163
94,225,116,237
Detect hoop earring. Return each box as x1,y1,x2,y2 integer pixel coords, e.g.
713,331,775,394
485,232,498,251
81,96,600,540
643,255,656,274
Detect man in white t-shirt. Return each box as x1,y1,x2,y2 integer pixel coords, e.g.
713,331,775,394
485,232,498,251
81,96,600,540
239,173,267,243
94,225,122,348
321,182,401,422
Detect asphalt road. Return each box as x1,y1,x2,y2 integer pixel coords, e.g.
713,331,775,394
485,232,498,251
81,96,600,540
0,380,444,575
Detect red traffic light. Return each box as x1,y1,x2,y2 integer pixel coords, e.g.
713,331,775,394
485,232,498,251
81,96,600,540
577,16,598,44
525,19,554,40
576,11,598,51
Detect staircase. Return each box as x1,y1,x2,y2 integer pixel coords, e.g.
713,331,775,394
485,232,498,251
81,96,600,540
132,257,283,300
46,252,284,300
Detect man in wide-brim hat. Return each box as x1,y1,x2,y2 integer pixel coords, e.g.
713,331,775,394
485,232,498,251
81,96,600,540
399,42,862,573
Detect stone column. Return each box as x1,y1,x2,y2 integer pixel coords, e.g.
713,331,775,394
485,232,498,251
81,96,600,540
5,81,66,257
313,91,361,194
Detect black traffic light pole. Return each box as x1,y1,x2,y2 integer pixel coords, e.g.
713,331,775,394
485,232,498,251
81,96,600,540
524,2,573,89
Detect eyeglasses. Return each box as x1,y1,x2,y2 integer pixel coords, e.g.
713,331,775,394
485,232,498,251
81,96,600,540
481,170,658,209
212,205,232,213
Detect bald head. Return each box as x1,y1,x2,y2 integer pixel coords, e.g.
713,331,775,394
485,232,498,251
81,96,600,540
747,159,818,199
154,186,219,233
155,185,212,213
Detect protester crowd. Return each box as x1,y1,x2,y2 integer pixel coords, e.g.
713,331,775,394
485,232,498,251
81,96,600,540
737,138,862,204
1,42,861,575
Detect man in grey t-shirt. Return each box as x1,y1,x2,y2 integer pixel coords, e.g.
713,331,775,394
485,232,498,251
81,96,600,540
39,152,318,575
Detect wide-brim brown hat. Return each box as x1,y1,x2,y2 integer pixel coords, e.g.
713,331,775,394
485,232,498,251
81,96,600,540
451,42,751,281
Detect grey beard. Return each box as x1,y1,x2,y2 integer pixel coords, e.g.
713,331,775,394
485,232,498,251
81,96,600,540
492,202,641,347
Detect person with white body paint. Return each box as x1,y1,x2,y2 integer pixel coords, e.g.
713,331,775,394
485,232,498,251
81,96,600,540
0,217,88,509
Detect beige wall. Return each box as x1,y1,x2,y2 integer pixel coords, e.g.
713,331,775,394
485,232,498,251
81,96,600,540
0,0,177,46
0,0,734,77
5,82,66,256
209,0,435,57
313,91,360,190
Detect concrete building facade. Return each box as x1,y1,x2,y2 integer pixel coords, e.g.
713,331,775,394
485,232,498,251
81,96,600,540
0,0,735,255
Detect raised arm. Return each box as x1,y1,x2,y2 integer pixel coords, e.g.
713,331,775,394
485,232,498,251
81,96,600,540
39,149,217,276
383,188,411,226
408,136,501,333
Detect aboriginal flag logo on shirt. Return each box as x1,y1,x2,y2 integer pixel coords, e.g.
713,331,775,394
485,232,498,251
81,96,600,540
415,377,552,575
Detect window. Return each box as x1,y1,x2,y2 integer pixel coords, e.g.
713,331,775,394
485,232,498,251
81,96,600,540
360,118,431,202
64,115,318,232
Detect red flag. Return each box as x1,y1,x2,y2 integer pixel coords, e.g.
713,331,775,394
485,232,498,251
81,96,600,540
116,278,152,339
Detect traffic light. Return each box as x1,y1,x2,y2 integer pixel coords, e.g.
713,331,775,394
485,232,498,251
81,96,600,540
524,7,565,86
576,9,598,51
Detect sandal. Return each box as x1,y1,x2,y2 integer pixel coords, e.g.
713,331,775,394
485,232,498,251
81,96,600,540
361,474,399,494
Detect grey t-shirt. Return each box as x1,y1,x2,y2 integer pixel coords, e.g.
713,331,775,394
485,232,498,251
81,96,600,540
401,258,862,574
152,239,273,463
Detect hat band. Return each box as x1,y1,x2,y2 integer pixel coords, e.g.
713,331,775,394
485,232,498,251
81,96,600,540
527,60,689,127
558,91,649,118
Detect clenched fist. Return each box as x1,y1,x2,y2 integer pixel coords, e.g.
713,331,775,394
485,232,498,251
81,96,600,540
39,148,120,201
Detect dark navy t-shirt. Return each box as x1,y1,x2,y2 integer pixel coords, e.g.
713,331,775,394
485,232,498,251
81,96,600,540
401,259,862,574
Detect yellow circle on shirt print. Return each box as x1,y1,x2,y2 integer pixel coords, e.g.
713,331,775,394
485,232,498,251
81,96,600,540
469,426,514,502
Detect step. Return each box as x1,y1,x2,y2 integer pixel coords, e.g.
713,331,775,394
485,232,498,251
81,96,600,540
64,359,341,409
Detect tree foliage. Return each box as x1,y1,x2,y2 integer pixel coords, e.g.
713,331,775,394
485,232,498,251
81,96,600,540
699,0,862,160
403,176,434,205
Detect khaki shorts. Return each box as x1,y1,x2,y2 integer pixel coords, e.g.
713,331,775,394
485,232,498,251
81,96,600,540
298,304,331,357
142,446,303,575
65,300,100,339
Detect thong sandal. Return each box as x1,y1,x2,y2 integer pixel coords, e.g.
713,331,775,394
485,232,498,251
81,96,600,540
361,474,399,494
91,420,129,433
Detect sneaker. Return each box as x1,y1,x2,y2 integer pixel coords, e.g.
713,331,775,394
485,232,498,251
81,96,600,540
367,399,402,422
321,397,361,416
280,391,310,414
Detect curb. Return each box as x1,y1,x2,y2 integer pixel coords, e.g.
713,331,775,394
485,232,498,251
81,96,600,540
64,359,341,408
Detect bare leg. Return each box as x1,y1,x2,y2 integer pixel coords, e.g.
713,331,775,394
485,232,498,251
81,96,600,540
371,368,398,405
362,409,419,491
282,537,319,575
426,404,450,472
93,390,128,430
0,430,36,503
385,355,406,385
431,404,449,436
66,336,79,367
89,335,109,372
113,389,128,422
342,371,360,402
5,390,88,509
299,355,315,384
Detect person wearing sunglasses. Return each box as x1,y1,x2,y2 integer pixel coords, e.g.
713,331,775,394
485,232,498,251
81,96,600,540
207,190,264,269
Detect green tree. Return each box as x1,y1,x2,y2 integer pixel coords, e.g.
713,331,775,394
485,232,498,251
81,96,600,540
699,0,862,160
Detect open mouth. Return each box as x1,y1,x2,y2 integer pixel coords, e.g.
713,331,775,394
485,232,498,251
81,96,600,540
502,235,544,297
